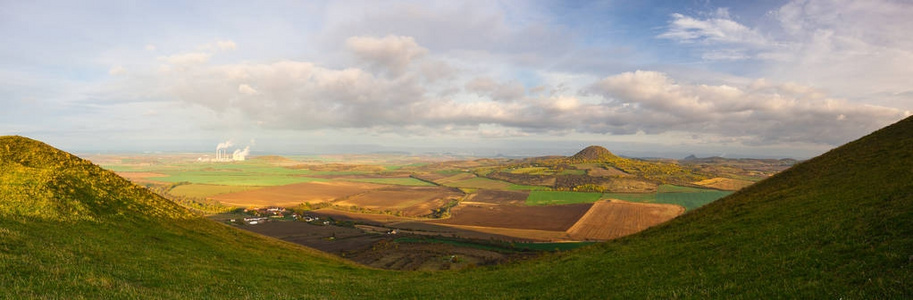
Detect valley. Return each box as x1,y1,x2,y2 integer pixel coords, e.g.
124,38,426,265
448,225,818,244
90,146,794,270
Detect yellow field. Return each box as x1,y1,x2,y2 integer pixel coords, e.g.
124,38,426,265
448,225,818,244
693,177,755,191
567,200,684,240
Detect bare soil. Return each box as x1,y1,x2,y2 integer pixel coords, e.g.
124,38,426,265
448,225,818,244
433,202,592,231
334,186,463,217
236,220,534,270
211,181,386,207
469,190,530,205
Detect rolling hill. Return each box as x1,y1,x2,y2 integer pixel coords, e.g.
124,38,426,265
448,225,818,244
2,114,913,298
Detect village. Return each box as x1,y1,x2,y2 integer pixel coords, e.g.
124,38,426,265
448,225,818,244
229,206,330,226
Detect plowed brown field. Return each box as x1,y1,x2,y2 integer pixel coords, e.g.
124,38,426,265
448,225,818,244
470,190,530,205
334,186,463,217
211,181,386,207
433,202,592,231
567,200,684,241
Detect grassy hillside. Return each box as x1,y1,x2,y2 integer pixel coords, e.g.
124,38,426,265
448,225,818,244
3,113,913,299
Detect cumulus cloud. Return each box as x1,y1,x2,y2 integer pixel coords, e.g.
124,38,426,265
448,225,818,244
658,8,768,46
238,84,257,95
159,52,211,66
108,65,127,75
465,77,525,101
116,31,907,149
217,40,237,51
346,35,428,76
660,0,913,105
589,70,906,145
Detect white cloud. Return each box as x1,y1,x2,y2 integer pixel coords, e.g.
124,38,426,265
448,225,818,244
108,65,127,75
465,77,525,101
159,52,211,66
217,40,237,51
345,35,428,76
238,84,257,95
145,44,156,51
660,0,913,107
658,8,768,47
590,70,906,145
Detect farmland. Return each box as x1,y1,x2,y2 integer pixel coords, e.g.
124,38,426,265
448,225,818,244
526,190,603,205
433,202,592,231
602,184,733,211
95,146,780,268
210,181,386,207
333,186,463,217
566,200,685,240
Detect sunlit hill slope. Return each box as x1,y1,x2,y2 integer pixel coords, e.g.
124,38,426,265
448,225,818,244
2,115,913,298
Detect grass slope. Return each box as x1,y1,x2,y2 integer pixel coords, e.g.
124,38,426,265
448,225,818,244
4,113,913,299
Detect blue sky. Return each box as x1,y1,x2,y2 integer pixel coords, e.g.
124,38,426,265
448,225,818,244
2,0,911,158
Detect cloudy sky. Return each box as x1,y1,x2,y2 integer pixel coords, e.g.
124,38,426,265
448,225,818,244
2,0,912,158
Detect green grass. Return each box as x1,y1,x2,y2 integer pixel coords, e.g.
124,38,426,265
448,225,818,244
558,169,586,175
107,161,328,186
343,177,436,186
525,190,602,205
507,184,553,191
513,242,597,251
149,171,327,186
394,238,597,253
601,185,733,211
444,177,512,189
3,113,913,300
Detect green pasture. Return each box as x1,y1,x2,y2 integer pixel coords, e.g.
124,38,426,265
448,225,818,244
444,177,512,189
507,184,553,191
602,185,732,211
525,191,602,206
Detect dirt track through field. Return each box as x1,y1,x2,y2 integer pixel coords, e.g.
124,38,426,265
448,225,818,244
567,200,684,241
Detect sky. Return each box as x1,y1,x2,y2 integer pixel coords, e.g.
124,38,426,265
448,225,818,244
2,0,912,158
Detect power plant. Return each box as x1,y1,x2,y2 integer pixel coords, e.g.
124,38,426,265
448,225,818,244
208,140,251,162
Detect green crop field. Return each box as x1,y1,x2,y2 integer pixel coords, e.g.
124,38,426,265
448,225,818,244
602,185,732,211
526,190,602,205
344,177,436,186
558,169,586,175
507,184,552,191
148,171,327,186
444,177,512,189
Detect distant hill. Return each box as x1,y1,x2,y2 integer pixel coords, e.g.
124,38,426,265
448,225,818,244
569,145,617,161
2,114,913,298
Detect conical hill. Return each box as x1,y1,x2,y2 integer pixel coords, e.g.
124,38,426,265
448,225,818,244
569,145,618,161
